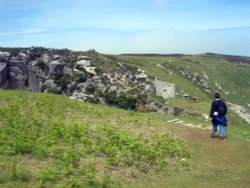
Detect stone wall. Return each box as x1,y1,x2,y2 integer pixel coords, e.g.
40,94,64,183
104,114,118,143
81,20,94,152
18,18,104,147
153,80,175,99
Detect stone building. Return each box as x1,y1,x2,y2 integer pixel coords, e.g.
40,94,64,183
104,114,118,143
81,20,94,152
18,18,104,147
153,80,175,99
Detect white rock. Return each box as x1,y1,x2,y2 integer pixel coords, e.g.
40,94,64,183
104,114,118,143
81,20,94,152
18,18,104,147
0,51,10,56
84,66,96,75
76,60,91,67
77,55,91,60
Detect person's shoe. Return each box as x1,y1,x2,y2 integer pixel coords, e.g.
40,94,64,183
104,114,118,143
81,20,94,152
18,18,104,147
211,133,217,138
219,135,225,140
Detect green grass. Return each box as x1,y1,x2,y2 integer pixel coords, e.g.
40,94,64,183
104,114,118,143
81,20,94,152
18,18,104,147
0,89,190,187
168,98,210,114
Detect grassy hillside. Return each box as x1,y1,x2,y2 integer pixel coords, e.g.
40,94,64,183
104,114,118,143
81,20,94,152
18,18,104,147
0,89,250,187
1,47,250,188
0,89,190,187
119,54,250,106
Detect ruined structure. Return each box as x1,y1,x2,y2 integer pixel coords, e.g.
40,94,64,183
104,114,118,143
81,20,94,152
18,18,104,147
153,80,176,99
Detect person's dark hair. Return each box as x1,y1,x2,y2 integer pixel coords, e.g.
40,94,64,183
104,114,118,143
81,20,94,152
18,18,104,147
214,92,220,99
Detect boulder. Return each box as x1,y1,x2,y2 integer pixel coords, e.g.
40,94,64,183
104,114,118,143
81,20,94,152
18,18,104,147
44,79,58,90
28,72,41,92
62,66,73,77
0,51,10,62
73,68,83,75
49,61,64,75
40,53,51,64
0,63,8,84
77,55,92,60
9,66,28,88
69,91,88,101
76,83,85,91
84,66,96,75
75,59,97,75
52,54,61,60
76,59,91,67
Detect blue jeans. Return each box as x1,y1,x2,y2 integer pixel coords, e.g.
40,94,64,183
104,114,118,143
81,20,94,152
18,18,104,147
212,124,225,136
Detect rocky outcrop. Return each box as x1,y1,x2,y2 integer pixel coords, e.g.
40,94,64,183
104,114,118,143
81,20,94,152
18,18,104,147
177,67,211,92
228,103,250,124
0,47,164,111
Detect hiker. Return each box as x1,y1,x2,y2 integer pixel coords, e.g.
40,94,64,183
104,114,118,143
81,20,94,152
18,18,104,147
209,92,228,140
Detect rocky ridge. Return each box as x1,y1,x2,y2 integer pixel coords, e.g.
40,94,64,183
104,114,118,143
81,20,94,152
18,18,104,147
0,47,170,111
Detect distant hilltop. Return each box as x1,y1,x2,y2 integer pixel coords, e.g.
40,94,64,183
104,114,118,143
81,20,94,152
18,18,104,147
122,52,250,65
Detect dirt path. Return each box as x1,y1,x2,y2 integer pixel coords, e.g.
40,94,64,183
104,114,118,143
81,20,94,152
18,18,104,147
165,125,250,188
126,117,250,188
167,118,211,130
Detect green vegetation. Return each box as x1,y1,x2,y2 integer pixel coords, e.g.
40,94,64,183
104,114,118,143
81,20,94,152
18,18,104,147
0,89,190,187
103,91,139,110
0,88,249,187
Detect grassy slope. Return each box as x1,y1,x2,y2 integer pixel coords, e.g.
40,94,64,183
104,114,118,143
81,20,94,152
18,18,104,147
0,90,190,187
181,55,250,105
119,55,211,101
119,55,250,106
0,89,249,188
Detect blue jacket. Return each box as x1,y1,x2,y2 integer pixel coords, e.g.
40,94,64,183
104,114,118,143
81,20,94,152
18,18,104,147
210,99,228,126
212,115,228,126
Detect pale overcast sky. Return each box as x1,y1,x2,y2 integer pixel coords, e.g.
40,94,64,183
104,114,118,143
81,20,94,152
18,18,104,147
0,0,250,56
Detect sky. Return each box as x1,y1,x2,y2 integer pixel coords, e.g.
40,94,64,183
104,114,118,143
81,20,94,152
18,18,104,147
0,0,250,56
